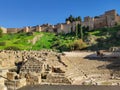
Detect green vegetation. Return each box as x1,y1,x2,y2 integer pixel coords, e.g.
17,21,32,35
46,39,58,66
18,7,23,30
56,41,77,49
0,28,3,38
66,15,82,23
87,25,120,50
0,31,87,51
0,25,120,51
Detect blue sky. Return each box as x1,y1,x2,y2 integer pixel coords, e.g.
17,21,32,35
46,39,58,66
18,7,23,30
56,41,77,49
0,0,120,28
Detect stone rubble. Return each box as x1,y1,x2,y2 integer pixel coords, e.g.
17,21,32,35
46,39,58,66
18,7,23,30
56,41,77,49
0,50,120,90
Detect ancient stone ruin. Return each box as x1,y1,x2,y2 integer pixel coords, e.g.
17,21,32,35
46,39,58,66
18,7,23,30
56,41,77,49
0,50,71,90
1,50,120,90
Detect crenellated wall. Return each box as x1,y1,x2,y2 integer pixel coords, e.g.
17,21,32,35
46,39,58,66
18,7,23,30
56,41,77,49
0,27,7,33
1,10,120,34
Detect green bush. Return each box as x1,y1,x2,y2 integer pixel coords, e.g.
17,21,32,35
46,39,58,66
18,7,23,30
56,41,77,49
0,28,3,38
70,39,87,50
0,42,6,46
4,46,21,50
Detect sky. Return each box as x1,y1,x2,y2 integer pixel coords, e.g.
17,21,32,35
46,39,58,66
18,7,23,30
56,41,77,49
0,0,120,28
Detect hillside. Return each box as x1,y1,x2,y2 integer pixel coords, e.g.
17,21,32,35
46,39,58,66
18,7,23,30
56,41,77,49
0,25,120,51
87,25,120,50
0,31,76,51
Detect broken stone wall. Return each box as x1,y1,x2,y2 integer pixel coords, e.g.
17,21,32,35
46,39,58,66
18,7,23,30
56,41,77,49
46,73,71,84
25,73,41,85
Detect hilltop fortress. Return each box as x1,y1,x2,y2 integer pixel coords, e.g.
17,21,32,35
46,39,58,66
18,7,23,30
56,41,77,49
1,9,120,34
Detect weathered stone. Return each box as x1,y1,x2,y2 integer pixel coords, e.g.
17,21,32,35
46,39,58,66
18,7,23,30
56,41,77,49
0,70,8,78
0,85,7,90
46,73,71,84
16,78,26,89
0,77,4,85
25,73,41,85
7,72,17,81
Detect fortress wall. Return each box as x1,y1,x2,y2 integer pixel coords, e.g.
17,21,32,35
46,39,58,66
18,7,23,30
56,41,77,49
83,21,94,30
116,16,120,22
106,15,116,27
29,27,36,32
23,27,29,32
48,28,54,33
0,10,120,34
36,26,41,32
7,28,19,33
105,10,117,16
119,16,120,22
62,24,71,34
72,21,81,31
41,26,48,32
0,27,7,33
94,16,108,29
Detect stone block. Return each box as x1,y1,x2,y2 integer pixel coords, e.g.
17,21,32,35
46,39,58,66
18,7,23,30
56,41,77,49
47,73,71,84
0,70,8,78
16,78,26,89
0,85,7,90
7,72,17,81
0,77,4,85
26,74,41,85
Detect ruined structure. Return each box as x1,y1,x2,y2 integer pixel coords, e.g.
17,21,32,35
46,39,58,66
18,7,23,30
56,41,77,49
18,51,71,85
20,57,46,74
0,50,71,89
1,10,120,34
1,50,120,89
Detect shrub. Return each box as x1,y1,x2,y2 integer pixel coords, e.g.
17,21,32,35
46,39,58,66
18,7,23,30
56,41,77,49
26,32,34,36
4,46,21,50
0,28,3,38
58,44,70,52
0,42,6,46
70,39,87,50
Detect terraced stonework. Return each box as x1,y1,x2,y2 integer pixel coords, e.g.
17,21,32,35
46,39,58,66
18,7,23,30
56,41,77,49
1,50,120,90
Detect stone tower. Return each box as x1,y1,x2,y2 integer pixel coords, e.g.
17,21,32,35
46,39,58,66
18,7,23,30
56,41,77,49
24,27,29,32
66,20,71,24
36,25,41,32
0,27,7,33
105,10,117,27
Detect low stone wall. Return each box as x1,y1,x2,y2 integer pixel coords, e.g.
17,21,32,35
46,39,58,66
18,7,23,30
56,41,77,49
0,50,58,68
0,77,4,85
5,78,26,90
46,73,71,84
25,73,41,85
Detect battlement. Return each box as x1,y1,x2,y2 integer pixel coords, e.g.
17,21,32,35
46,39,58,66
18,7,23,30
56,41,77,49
83,9,120,29
84,16,92,22
105,9,117,16
0,10,120,34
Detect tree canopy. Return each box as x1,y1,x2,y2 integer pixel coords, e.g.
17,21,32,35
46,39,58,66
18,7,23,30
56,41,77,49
66,15,82,23
0,28,3,37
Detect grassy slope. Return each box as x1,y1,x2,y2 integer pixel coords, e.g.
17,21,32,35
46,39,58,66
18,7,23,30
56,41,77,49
88,25,120,50
0,25,120,51
0,32,76,51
